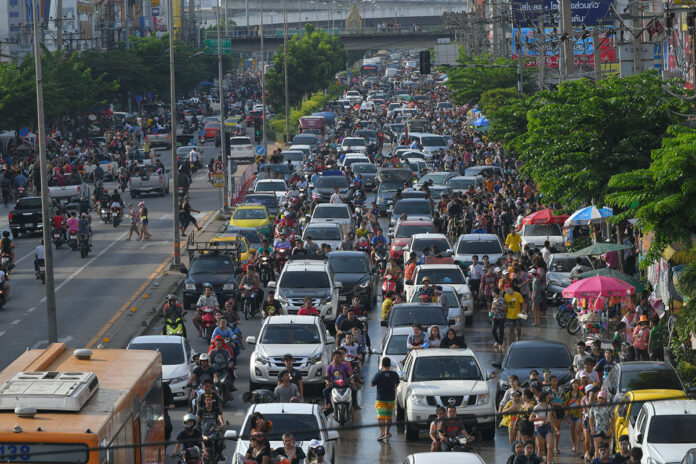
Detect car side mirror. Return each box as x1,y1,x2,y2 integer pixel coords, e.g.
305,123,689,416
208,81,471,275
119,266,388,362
268,281,276,288
636,433,643,443
486,370,497,380
224,430,238,440
405,280,414,286
398,372,407,381
327,430,340,441
246,336,256,345
387,233,394,239
180,265,188,274
491,361,502,369
380,320,388,327
326,336,335,344
448,319,455,326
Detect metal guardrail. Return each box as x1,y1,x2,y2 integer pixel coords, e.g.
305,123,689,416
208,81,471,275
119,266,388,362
203,25,447,40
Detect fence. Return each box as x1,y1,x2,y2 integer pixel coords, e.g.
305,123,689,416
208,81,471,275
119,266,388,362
229,161,257,207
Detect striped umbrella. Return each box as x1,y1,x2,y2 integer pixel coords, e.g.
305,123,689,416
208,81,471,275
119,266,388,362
563,206,613,227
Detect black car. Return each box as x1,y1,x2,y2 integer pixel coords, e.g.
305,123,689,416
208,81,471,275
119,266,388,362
380,303,452,331
9,196,50,237
492,340,573,406
327,251,378,306
312,175,351,203
181,254,238,309
383,123,404,143
601,361,687,402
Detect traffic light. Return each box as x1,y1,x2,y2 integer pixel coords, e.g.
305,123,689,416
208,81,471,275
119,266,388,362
419,50,431,75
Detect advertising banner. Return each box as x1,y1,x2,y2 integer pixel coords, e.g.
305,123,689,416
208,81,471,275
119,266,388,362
512,27,616,68
511,0,615,27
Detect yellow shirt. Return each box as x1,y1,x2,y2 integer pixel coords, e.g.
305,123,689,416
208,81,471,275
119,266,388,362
504,291,524,319
505,232,523,252
381,298,394,320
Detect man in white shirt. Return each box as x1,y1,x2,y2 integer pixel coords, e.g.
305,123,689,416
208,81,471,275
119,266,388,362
541,240,553,263
468,255,484,300
188,148,201,165
329,187,342,204
33,241,45,279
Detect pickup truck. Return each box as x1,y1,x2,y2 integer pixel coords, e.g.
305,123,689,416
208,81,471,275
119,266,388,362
9,196,49,237
129,165,170,198
48,173,90,208
144,131,171,149
84,154,119,181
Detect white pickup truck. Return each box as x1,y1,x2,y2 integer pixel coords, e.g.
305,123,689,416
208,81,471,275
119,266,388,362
129,164,170,198
48,173,90,207
84,154,119,181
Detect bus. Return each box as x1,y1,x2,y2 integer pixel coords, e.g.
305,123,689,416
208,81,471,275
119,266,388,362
0,343,164,464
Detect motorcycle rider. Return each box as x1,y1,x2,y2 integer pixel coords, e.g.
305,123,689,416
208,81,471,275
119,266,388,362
273,231,292,251
261,290,284,318
170,414,203,459
194,283,219,338
370,229,388,265
33,240,45,278
211,317,243,358
322,350,356,415
188,147,201,169
437,405,475,451
188,353,215,409
298,296,319,316
208,335,236,395
78,212,91,245
178,169,191,196
0,231,15,269
239,265,263,313
51,210,67,241
195,394,225,462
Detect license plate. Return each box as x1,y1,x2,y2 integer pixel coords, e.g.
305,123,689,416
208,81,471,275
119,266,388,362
112,212,118,216
39,266,45,272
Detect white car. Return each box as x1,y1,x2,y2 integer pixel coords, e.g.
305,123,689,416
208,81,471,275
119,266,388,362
519,223,565,251
339,137,367,154
229,136,255,163
396,349,496,441
128,164,170,198
627,399,696,464
401,233,451,262
310,203,353,237
246,315,335,389
254,179,287,202
404,264,470,303
126,335,193,402
377,326,413,375
226,403,339,464
453,233,505,268
344,90,362,104
282,149,305,169
409,284,470,328
404,452,485,464
302,222,343,251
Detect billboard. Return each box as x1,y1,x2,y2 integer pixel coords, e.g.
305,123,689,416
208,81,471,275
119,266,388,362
512,27,616,68
511,0,615,27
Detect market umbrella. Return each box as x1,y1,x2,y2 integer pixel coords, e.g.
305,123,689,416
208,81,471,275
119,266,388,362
561,275,636,298
564,206,614,227
575,268,645,293
521,208,569,225
571,242,631,256
472,117,490,127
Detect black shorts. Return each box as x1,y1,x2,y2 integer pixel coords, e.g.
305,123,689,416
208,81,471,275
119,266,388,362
592,431,608,439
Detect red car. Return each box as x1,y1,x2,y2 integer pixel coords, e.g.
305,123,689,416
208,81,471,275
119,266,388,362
245,110,264,126
204,121,221,140
390,220,436,260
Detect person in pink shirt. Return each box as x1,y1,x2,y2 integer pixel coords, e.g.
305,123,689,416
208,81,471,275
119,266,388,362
632,315,650,360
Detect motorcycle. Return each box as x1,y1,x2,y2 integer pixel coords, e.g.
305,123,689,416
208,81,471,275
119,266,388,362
258,255,274,287
0,287,6,308
213,362,233,403
119,173,129,192
178,186,187,198
1,252,12,274
100,207,111,224
443,434,474,452
274,248,290,274
111,205,122,227
200,306,217,340
175,446,202,464
68,230,79,251
201,423,224,464
382,274,397,294
374,246,388,274
53,228,65,249
36,258,45,284
16,185,26,198
239,283,259,320
356,236,370,253
79,233,90,258
330,377,353,426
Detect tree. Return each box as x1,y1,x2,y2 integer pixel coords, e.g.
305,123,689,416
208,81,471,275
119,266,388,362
479,87,518,116
513,71,687,210
487,95,534,148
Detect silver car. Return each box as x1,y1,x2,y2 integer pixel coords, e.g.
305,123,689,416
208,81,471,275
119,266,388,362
546,253,593,298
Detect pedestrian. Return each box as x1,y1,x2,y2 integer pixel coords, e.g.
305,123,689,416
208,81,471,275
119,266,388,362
589,391,614,459
632,315,650,361
564,378,584,455
138,201,151,240
530,269,543,326
504,285,526,346
180,196,202,236
501,389,523,445
371,356,400,441
126,203,140,241
491,289,507,352
648,317,664,361
272,433,306,464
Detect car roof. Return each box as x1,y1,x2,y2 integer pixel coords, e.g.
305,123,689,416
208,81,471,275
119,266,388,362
397,220,434,227
416,263,461,270
509,340,569,349
285,261,328,270
327,251,368,259
450,175,484,180
314,203,348,209
644,399,696,416
306,223,341,230
250,402,319,415
408,452,484,464
387,326,417,336
623,389,687,400
458,233,500,241
237,203,266,209
411,233,448,240
263,315,321,325
549,253,578,259
392,302,444,311
396,198,430,204
617,361,678,372
409,347,475,358
129,335,184,344
230,136,251,140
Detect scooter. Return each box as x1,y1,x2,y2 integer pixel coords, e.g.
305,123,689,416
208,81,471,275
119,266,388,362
200,306,216,340
100,207,111,224
239,284,258,320
374,247,388,274
68,230,78,251
1,252,12,274
53,228,65,249
443,434,474,452
111,205,122,227
330,377,353,426
79,233,90,258
274,248,289,274
258,255,274,287
382,274,397,294
36,258,45,284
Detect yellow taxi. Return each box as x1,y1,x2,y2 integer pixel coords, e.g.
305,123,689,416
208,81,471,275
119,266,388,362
208,233,252,264
224,115,242,127
228,204,272,238
612,389,687,452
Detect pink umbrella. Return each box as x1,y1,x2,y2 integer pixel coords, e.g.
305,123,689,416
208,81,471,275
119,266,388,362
561,275,636,299
521,208,569,225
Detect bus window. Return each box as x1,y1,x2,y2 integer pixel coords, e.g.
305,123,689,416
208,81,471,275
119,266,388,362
140,379,164,464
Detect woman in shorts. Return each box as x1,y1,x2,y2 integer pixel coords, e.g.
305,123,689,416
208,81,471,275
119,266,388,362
530,391,553,464
563,378,584,455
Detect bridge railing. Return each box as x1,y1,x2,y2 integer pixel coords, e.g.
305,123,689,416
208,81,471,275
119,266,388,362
203,24,448,40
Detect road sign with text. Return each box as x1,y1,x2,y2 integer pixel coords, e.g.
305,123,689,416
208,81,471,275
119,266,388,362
204,39,232,55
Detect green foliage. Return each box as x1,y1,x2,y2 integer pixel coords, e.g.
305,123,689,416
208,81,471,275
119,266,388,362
674,258,696,369
514,71,687,210
487,96,534,149
676,360,696,387
479,87,518,117
268,83,344,140
265,24,347,114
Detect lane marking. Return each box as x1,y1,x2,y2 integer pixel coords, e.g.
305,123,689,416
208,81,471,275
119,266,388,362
0,331,5,337
26,306,36,313
86,210,214,348
10,319,20,326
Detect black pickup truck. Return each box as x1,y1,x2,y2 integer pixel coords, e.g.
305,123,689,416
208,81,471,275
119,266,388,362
9,196,46,237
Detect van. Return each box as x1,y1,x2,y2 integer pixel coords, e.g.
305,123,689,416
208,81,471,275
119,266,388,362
385,68,399,78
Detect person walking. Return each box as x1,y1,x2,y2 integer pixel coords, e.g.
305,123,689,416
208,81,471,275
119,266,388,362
632,315,650,361
126,203,140,241
180,196,202,236
138,201,151,240
371,356,400,442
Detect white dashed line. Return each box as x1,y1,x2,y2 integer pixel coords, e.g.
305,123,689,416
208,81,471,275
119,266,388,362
27,306,36,313
10,319,21,326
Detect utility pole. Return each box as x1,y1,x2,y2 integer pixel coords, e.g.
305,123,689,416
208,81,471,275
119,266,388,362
491,0,498,58
224,0,228,35
169,0,181,267
538,16,545,90
560,0,575,79
56,0,63,51
260,0,268,155
284,0,290,144
632,0,642,75
32,0,58,344
593,28,601,81
124,0,130,50
245,0,249,34
217,0,228,211
517,29,523,97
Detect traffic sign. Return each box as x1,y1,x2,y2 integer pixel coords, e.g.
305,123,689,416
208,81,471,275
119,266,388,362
212,159,224,174
255,145,265,155
146,92,152,100
18,127,28,137
214,173,224,188
203,38,232,55
152,7,160,15
135,94,143,103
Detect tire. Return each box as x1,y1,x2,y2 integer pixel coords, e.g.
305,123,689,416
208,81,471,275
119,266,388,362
244,300,251,320
396,403,405,421
466,315,473,326
556,308,572,328
567,317,581,335
41,273,45,284
80,245,88,258
159,188,165,197
130,191,137,199
405,419,420,441
481,423,496,440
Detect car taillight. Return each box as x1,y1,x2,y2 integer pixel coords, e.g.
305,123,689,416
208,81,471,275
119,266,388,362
145,135,149,140
159,176,162,182
165,134,169,139
77,186,81,194
8,213,12,221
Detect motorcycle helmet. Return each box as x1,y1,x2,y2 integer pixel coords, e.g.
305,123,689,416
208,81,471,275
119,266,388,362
183,413,196,428
167,294,178,302
203,282,213,289
199,353,209,362
309,440,325,456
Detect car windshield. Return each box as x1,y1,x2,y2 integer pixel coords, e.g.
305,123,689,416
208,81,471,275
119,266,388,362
245,195,277,210
279,271,330,288
293,136,316,145
241,413,321,441
394,201,431,215
228,229,261,246
395,224,435,238
234,208,266,220
457,240,503,255
416,269,464,284
355,130,377,138
189,258,235,274
420,173,450,185
505,347,572,369
344,138,365,147
388,124,404,133
390,308,447,326
260,324,321,344
429,188,450,200
314,207,349,219
619,369,683,393
420,136,447,146
523,224,562,236
305,227,341,241
256,181,285,192
448,178,480,189
230,138,251,145
352,163,377,174
316,176,349,188
283,152,304,161
386,334,409,355
328,256,369,273
550,257,591,272
411,238,450,253
647,415,696,443
128,343,184,365
49,173,82,187
378,184,400,194
412,356,481,382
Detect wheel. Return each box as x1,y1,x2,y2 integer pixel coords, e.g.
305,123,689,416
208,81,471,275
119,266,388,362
465,315,473,326
480,423,495,440
244,300,251,320
41,274,45,284
556,308,572,328
80,246,88,258
567,317,581,335
165,184,170,194
130,191,137,199
396,403,405,421
159,188,165,197
405,419,420,441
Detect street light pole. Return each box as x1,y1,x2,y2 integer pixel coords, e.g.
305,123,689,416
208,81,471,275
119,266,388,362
260,0,267,155
284,0,289,143
169,0,181,267
217,0,227,210
32,0,58,343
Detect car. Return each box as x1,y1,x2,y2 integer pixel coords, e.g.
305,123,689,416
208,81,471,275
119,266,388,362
405,264,468,302
303,223,343,251
377,326,413,374
627,400,696,464
405,158,428,179
310,203,353,236
208,234,252,264
409,284,470,328
402,233,451,264
181,254,237,309
9,197,46,237
228,204,272,238
341,154,371,171
396,348,496,441
389,220,436,260
288,144,312,159
401,190,428,200
601,361,686,402
454,233,505,268
270,257,342,325
612,389,687,453
519,223,565,251
229,136,255,163
344,90,362,104
243,193,279,218
354,129,379,150
256,163,292,183
400,132,449,157
292,133,319,152
282,149,305,169
246,315,335,389
327,251,378,306
383,123,405,142
381,303,452,334
126,335,193,402
224,226,264,251
311,173,351,203
224,115,242,127
428,186,453,201
254,179,288,202
245,110,264,126
339,137,367,153
128,164,170,198
464,165,505,179
437,101,454,111
226,402,339,464
403,452,485,464
375,181,403,213
446,175,485,194
492,340,573,406
389,198,433,227
546,253,593,297
203,121,221,140
351,162,378,189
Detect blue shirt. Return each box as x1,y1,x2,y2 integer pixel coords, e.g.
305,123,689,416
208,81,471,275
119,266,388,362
371,235,388,247
211,327,237,341
78,218,89,234
14,174,26,186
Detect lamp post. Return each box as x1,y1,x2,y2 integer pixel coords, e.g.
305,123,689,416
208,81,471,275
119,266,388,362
260,0,267,155
217,0,227,210
284,0,289,143
169,0,181,267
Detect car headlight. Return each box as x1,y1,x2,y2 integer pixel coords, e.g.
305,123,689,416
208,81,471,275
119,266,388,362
171,375,189,384
185,283,196,290
461,293,472,301
223,283,235,290
255,353,269,365
476,394,490,405
320,297,329,306
392,246,402,251
499,379,510,390
359,280,371,288
376,196,383,204
411,394,429,407
309,354,322,365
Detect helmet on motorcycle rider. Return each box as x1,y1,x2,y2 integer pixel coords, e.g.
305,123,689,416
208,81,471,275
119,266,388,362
167,294,178,302
199,353,209,362
183,413,196,427
138,201,144,207
81,212,87,217
203,282,213,289
309,440,325,456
